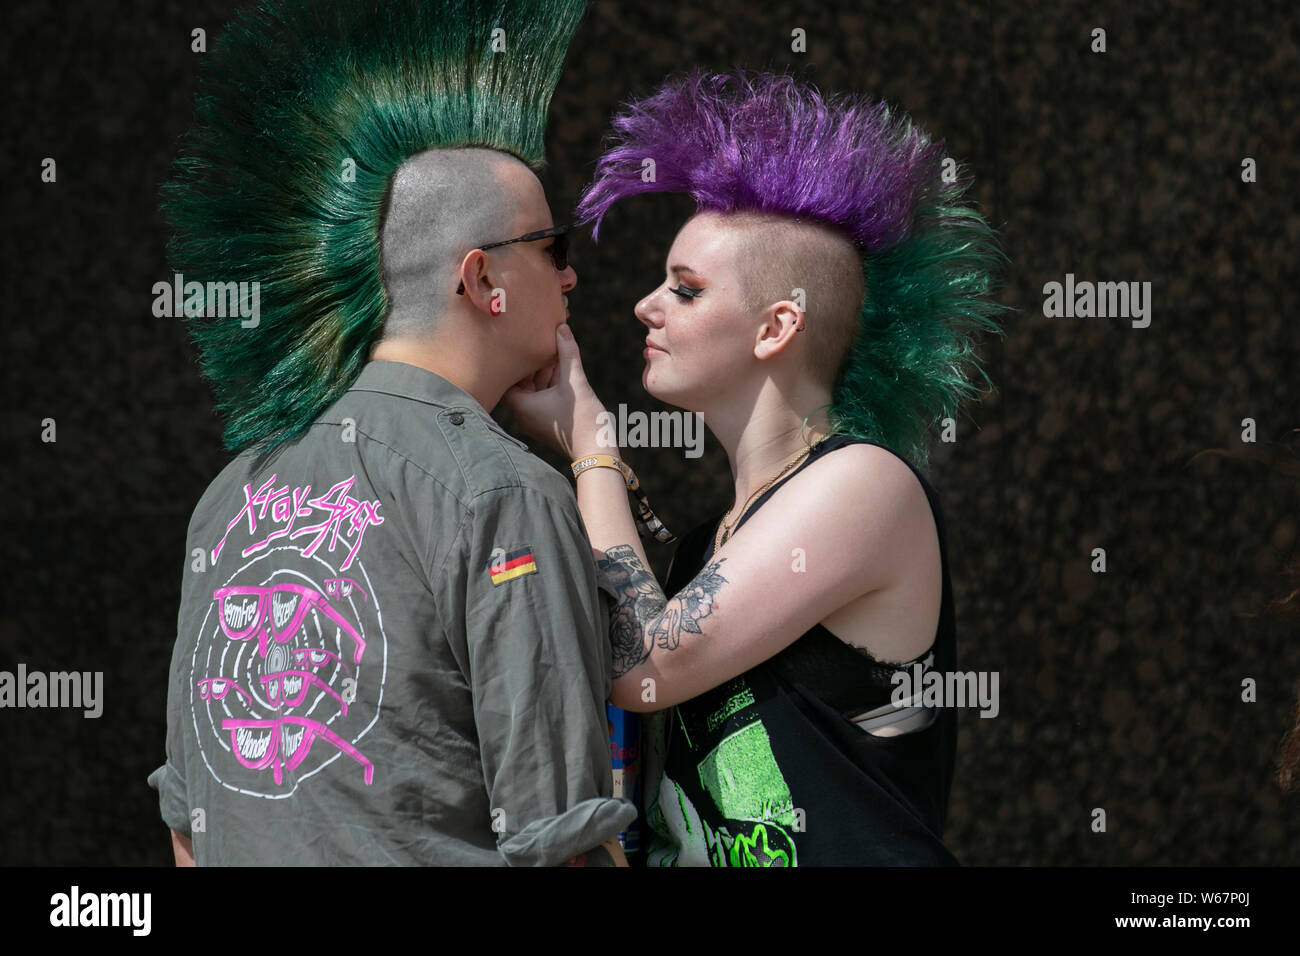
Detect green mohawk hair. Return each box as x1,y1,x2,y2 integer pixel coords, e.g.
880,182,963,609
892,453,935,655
161,0,586,454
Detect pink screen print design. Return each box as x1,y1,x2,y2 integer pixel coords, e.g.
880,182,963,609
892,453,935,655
189,474,387,797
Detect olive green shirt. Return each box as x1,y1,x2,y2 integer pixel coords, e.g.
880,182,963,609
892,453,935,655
148,360,634,865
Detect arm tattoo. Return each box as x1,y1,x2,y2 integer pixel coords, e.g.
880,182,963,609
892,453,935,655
595,544,728,678
595,545,665,677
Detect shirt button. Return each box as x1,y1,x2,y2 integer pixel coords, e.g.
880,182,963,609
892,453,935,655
448,412,464,426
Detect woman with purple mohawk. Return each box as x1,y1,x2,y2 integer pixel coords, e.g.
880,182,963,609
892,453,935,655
506,69,1011,866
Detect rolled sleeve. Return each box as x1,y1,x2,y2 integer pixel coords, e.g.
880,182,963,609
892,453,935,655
148,618,193,838
458,485,635,866
147,761,191,837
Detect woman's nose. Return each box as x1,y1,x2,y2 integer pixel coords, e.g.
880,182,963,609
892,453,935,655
559,264,577,292
634,289,660,327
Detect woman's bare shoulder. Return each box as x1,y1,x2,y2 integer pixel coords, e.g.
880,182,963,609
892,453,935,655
790,441,928,514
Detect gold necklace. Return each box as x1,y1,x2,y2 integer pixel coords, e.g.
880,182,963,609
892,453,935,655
714,442,818,552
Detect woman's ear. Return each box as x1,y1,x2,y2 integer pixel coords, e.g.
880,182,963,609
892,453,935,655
753,299,805,360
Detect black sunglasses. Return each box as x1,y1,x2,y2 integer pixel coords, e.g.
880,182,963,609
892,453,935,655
455,225,570,295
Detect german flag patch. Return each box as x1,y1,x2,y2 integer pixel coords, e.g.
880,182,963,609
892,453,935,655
488,547,538,586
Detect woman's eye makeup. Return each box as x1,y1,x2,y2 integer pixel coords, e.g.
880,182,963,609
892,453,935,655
669,283,704,300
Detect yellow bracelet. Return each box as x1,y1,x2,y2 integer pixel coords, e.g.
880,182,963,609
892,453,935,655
569,453,675,544
571,454,638,490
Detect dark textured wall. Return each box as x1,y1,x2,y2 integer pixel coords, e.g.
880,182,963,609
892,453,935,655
1,0,1296,865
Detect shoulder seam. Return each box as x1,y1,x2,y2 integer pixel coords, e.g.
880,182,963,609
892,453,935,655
308,420,467,508
465,480,577,511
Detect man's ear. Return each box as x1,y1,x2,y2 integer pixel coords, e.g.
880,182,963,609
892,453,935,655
458,249,499,314
754,300,804,360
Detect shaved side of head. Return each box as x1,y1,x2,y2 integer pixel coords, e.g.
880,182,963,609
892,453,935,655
378,147,526,338
717,211,866,389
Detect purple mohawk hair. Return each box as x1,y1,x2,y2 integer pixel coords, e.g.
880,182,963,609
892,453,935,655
576,69,944,249
575,68,1011,471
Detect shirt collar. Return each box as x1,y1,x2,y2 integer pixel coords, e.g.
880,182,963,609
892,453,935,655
347,360,527,448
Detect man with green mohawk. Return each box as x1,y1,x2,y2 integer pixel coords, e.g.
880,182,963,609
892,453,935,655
146,0,634,866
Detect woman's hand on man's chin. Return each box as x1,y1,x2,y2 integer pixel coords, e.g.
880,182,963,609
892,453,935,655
502,324,613,460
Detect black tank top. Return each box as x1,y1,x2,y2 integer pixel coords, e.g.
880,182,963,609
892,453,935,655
640,434,959,866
